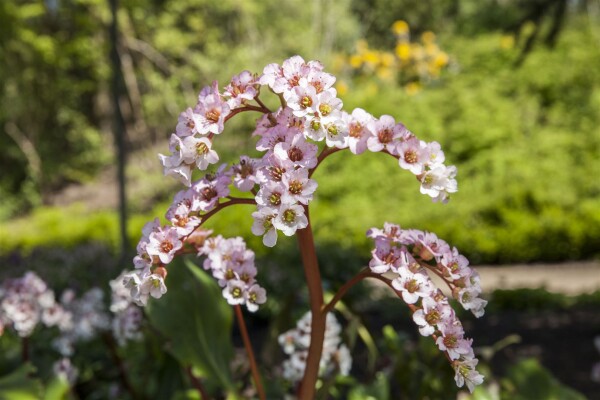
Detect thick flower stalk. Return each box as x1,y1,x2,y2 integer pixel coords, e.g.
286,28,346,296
124,55,483,398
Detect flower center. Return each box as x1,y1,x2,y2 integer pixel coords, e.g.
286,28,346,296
443,335,457,348
288,180,303,194
225,269,235,280
327,124,338,136
201,186,217,201
269,192,281,206
404,150,417,164
288,146,304,162
425,310,440,325
160,241,174,253
283,209,296,223
378,128,393,144
269,166,285,181
310,119,321,131
349,123,362,138
205,109,220,123
405,279,420,293
196,142,209,155
232,287,243,298
319,103,332,116
301,96,313,108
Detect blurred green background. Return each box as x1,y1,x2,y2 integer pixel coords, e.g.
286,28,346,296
1,0,599,265
1,0,600,398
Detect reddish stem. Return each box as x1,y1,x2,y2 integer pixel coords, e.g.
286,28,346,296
234,305,266,400
365,273,454,363
102,332,140,400
296,209,326,400
322,268,371,315
224,105,270,123
21,337,29,364
253,96,272,114
308,147,344,178
186,366,211,400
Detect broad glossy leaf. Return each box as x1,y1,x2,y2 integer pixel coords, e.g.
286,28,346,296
146,257,234,391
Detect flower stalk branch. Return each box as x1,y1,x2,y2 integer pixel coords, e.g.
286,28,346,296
296,210,326,400
234,305,266,400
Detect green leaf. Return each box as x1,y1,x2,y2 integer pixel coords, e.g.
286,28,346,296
0,364,43,400
146,257,235,391
347,372,389,400
501,358,586,400
43,377,71,400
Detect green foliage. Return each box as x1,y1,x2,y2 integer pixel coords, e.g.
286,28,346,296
500,358,586,400
312,24,600,264
0,0,110,212
0,364,43,400
145,258,236,395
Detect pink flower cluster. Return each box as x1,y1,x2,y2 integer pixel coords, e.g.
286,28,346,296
53,288,110,356
367,223,486,392
0,272,70,337
110,271,144,346
159,71,262,186
199,235,266,312
150,56,460,258
278,311,351,383
126,163,264,306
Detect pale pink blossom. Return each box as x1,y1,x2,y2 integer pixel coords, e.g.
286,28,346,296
223,70,257,109
273,204,308,236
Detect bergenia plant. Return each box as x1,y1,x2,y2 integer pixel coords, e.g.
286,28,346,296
123,55,487,399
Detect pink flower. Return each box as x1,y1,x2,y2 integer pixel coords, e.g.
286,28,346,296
281,168,318,205
366,115,401,153
419,165,458,203
369,240,403,274
453,358,484,393
412,296,452,336
231,156,261,192
191,175,230,212
223,70,257,109
251,207,278,247
195,81,230,135
182,136,219,170
245,284,267,312
222,280,246,306
176,108,203,137
256,181,288,208
146,226,183,265
344,108,374,155
397,138,429,175
391,268,434,304
273,134,318,169
273,204,308,236
285,84,319,118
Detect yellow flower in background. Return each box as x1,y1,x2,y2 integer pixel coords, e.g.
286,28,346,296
376,67,394,81
363,50,380,68
356,39,369,53
433,52,449,68
344,20,451,91
380,52,395,68
349,54,363,68
395,42,411,61
335,80,349,96
405,81,422,95
500,34,515,50
421,31,436,44
425,42,439,56
392,20,409,35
